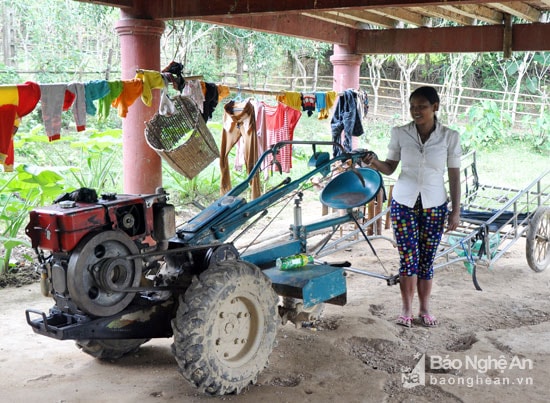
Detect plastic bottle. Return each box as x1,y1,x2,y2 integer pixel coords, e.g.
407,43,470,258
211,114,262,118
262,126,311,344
276,253,314,270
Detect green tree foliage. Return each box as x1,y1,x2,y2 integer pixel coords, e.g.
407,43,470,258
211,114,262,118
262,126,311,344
8,0,119,82
161,22,331,86
0,64,19,84
460,100,512,151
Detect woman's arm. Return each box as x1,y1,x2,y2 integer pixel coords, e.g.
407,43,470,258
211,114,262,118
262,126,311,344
363,153,399,176
447,167,461,231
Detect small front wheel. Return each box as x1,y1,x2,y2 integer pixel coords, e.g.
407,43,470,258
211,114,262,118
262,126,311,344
526,206,550,272
171,261,279,395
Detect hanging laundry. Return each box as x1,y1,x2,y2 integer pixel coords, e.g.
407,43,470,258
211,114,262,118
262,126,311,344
182,79,205,112
2,139,14,172
0,81,41,171
67,82,87,131
161,61,185,93
276,91,302,111
84,80,110,116
135,70,164,107
39,83,76,141
161,72,180,94
217,85,230,102
263,101,302,173
301,93,316,117
220,100,261,199
158,76,176,117
202,82,219,122
234,98,268,177
317,90,337,120
330,89,364,157
315,92,326,113
97,80,123,121
251,99,269,179
111,79,143,118
0,87,22,168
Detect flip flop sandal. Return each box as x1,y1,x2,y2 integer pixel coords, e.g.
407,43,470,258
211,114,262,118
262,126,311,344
419,314,438,327
396,315,413,328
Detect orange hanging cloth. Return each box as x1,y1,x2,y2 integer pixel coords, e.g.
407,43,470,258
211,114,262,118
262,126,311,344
112,79,143,118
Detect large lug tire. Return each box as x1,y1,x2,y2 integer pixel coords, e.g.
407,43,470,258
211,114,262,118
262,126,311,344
526,206,550,272
66,231,142,317
171,261,279,395
76,339,149,360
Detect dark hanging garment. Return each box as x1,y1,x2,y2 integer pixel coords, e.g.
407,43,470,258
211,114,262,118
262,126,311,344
330,89,364,157
201,82,219,122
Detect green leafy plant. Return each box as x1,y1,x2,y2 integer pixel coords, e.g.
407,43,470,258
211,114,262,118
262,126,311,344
14,129,123,195
0,64,21,84
460,100,512,151
519,113,550,154
0,166,65,273
163,164,220,210
65,130,123,193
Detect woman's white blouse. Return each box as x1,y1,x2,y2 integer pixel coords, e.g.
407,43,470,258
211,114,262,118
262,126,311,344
386,121,462,209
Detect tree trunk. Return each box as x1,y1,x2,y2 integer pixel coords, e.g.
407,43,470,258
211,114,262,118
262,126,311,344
511,52,533,125
395,54,420,121
291,52,307,90
234,39,245,87
312,58,318,91
365,54,388,115
442,54,471,124
2,8,14,66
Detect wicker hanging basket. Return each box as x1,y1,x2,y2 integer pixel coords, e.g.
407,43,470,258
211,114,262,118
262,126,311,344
145,96,219,179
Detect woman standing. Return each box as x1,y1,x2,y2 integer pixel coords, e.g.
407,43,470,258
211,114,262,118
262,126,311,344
364,86,461,328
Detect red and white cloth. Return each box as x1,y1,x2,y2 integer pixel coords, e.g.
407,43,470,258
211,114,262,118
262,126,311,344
262,101,301,174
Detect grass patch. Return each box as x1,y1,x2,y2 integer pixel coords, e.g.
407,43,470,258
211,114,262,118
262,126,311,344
472,142,548,188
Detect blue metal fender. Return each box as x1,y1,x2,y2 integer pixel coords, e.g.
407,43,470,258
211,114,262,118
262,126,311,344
263,264,347,308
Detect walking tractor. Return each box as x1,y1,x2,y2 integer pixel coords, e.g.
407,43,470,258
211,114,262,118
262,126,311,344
24,141,394,395
24,141,549,395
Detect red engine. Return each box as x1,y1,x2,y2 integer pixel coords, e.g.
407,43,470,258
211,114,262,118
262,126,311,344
25,190,176,317
26,192,174,253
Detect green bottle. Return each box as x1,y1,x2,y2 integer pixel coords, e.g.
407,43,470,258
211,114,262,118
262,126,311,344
276,253,314,270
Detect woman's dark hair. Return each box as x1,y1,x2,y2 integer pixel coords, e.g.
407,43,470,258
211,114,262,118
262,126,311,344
410,86,440,104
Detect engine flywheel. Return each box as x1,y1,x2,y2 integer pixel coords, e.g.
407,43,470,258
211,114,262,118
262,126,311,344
67,231,142,317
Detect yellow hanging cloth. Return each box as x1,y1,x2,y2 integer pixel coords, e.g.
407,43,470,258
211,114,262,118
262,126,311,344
135,70,164,107
319,90,337,119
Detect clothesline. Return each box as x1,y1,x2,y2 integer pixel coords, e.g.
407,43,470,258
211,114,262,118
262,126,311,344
0,63,368,172
136,69,204,82
225,85,354,97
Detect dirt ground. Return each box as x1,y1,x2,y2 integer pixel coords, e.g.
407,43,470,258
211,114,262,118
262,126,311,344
1,217,549,403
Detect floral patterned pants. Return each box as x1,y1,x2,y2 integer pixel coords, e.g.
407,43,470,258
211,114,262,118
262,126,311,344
390,196,447,280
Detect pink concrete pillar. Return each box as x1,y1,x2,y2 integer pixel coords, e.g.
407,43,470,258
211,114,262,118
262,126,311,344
115,14,165,194
330,44,363,92
330,44,364,149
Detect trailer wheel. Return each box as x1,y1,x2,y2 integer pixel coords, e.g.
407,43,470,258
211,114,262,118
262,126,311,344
76,339,149,360
171,261,279,395
526,206,550,272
